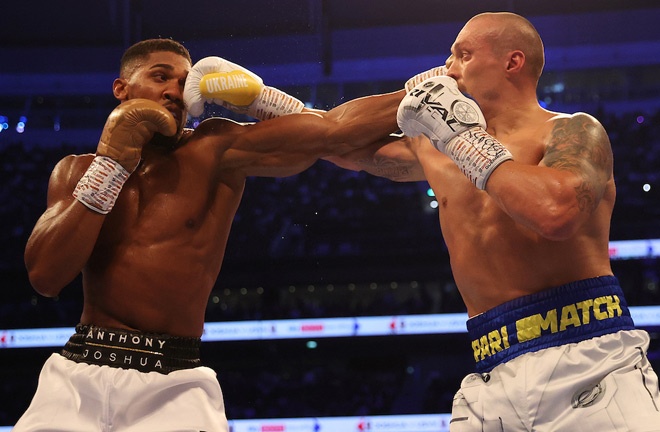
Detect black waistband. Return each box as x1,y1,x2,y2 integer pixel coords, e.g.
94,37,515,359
467,276,635,373
61,324,201,374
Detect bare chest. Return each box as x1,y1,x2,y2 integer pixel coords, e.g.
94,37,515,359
426,131,546,238
99,153,243,244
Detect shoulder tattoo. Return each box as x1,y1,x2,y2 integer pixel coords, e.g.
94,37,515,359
543,115,612,213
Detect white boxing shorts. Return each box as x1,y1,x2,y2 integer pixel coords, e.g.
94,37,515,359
13,325,228,432
451,276,660,431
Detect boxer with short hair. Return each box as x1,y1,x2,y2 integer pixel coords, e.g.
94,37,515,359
324,12,660,431
15,38,408,431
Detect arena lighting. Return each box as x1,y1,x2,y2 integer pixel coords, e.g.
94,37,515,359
2,305,660,349
228,413,453,432
0,238,657,351
608,238,660,259
0,238,657,350
2,413,455,432
543,82,565,93
15,115,27,133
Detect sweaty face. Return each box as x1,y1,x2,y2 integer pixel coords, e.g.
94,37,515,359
121,51,191,135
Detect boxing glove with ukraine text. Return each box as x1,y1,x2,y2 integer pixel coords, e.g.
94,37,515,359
184,56,304,121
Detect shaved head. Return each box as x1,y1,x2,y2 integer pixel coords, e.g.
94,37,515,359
466,12,545,82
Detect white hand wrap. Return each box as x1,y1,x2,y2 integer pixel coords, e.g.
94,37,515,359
245,86,305,121
405,65,447,92
443,127,513,190
72,156,130,214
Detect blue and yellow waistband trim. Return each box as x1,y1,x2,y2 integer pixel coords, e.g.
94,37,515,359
467,276,635,373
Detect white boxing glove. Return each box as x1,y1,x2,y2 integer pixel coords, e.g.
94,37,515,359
184,56,305,121
404,65,448,92
397,76,513,190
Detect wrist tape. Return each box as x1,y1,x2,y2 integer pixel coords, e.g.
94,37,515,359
444,127,513,190
73,156,130,214
247,86,305,121
405,66,448,92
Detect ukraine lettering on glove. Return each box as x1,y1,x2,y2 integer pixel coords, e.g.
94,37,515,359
200,70,263,107
184,56,304,121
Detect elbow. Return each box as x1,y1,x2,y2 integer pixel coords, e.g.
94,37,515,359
28,274,62,298
322,128,352,156
535,205,582,241
527,183,586,241
25,264,66,298
538,222,579,242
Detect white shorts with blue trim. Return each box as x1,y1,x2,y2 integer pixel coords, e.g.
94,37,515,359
450,329,660,431
453,276,660,431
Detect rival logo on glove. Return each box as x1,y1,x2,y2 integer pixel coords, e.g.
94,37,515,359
409,82,482,136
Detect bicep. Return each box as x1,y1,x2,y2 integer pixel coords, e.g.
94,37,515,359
208,114,332,177
540,113,613,212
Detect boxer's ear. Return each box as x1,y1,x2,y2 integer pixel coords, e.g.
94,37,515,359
505,50,525,74
113,78,128,101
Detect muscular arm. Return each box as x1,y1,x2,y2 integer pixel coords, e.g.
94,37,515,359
325,133,428,182
204,90,409,177
485,113,614,240
24,155,104,297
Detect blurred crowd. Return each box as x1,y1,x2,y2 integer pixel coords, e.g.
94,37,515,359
1,107,659,322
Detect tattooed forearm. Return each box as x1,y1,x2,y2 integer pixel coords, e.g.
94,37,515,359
543,114,613,213
354,157,416,182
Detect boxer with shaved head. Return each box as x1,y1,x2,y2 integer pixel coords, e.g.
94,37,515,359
337,12,660,431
